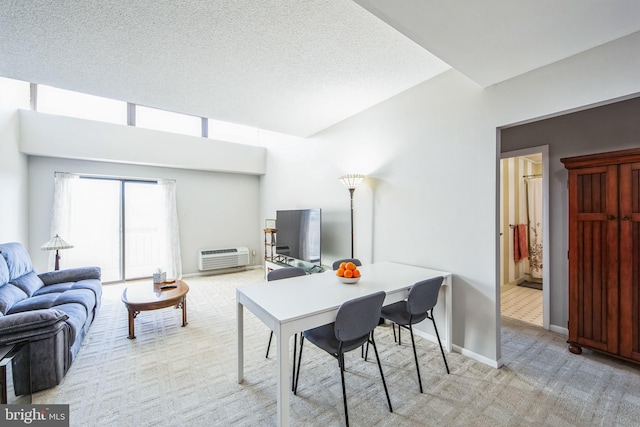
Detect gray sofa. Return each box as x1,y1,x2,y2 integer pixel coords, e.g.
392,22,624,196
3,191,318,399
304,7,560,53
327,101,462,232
0,242,102,394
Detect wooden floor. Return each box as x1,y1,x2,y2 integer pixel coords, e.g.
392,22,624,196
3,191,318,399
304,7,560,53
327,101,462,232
500,282,543,326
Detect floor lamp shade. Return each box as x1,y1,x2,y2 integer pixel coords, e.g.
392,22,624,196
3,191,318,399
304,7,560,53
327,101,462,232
339,174,365,258
339,174,365,190
41,234,74,271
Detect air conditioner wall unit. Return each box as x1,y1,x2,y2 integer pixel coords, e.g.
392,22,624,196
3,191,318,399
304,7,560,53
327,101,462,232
198,247,250,271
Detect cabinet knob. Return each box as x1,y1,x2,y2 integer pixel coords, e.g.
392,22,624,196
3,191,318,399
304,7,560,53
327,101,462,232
622,216,630,221
608,215,617,220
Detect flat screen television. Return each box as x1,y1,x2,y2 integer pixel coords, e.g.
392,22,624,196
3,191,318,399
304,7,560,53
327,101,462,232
275,209,321,265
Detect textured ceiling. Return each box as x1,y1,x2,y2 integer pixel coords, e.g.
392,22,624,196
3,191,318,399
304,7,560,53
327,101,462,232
1,1,639,138
0,0,449,137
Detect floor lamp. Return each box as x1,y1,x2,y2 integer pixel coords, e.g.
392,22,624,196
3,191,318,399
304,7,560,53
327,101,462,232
41,234,74,271
339,174,365,258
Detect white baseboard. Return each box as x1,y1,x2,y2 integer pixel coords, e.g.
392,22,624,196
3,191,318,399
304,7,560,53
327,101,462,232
411,328,500,369
549,324,568,336
452,344,502,368
182,265,261,278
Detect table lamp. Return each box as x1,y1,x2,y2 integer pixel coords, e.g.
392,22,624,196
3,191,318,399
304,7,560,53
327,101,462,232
41,234,74,270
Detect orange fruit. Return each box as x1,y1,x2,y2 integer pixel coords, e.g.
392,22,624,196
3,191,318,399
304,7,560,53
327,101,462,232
353,269,361,278
346,262,356,271
340,262,347,270
336,268,345,277
344,269,354,278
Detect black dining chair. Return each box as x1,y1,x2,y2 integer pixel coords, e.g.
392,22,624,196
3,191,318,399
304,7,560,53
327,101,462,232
332,258,362,271
264,267,306,390
294,291,392,427
379,276,449,393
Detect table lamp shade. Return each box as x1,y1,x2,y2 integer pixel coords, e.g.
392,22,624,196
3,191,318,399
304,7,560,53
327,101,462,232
41,234,74,251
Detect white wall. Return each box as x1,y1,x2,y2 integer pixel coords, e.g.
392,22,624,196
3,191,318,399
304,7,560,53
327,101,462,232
19,110,266,175
27,156,261,275
0,109,28,245
260,31,640,365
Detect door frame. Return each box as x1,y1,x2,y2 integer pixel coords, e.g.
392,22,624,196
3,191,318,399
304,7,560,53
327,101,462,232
499,145,550,330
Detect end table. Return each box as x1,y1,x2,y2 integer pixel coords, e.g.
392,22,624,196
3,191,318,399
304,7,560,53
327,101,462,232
0,341,31,404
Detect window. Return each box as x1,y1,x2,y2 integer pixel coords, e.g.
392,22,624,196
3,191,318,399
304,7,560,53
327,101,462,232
208,118,259,145
0,77,30,109
37,85,127,124
135,105,201,137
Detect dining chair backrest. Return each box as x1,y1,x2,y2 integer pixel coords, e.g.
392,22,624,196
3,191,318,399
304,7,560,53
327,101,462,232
332,258,362,270
334,291,386,342
267,267,306,281
406,276,444,316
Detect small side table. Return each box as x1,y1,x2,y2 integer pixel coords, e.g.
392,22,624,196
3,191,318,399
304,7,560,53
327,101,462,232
0,341,31,404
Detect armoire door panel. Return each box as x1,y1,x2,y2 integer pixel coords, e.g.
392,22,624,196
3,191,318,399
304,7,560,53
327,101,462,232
576,220,610,350
619,163,640,361
570,165,618,352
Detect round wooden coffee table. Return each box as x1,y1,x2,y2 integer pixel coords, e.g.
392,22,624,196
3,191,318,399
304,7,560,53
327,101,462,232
121,280,189,339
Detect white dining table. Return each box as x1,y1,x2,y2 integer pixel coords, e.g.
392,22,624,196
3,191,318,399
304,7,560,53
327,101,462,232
236,261,452,427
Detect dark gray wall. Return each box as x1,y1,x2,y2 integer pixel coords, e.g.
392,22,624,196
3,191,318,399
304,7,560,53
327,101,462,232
501,95,640,329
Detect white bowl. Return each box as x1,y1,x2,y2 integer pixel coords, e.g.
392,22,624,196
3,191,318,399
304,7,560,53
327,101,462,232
337,276,360,284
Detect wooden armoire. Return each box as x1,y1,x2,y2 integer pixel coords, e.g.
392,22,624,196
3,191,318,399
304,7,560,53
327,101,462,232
561,148,640,363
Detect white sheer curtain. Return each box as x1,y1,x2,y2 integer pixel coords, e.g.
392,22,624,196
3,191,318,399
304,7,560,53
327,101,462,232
49,172,80,270
526,177,543,279
157,179,182,280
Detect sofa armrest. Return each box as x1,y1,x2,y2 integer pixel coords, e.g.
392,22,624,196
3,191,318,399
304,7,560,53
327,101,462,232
0,309,69,345
38,266,101,285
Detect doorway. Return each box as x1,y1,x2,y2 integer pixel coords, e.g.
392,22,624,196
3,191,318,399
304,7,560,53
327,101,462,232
499,146,550,329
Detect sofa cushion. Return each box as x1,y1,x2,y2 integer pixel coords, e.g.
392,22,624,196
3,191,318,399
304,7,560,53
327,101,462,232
35,280,102,309
0,255,9,285
0,285,28,315
7,294,59,313
39,267,101,286
54,289,96,314
9,286,96,312
52,303,88,345
11,272,45,297
0,242,35,281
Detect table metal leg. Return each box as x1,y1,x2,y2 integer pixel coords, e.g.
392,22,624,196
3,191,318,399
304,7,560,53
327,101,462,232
445,276,452,352
276,327,290,427
237,301,244,384
0,363,7,404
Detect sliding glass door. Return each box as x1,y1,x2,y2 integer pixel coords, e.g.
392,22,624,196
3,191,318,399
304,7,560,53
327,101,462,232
123,181,163,280
60,177,162,282
65,178,121,281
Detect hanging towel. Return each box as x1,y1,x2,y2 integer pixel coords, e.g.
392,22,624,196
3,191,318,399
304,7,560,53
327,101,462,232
514,224,529,261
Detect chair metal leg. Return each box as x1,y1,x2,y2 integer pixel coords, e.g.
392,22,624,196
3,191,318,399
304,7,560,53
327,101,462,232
294,335,305,395
370,331,393,413
408,324,423,393
363,340,370,361
398,323,402,346
292,333,297,391
339,352,349,427
266,331,273,358
392,323,397,343
430,314,450,374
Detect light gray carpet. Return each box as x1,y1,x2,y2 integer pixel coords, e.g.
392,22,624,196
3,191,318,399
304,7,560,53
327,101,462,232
32,269,640,426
